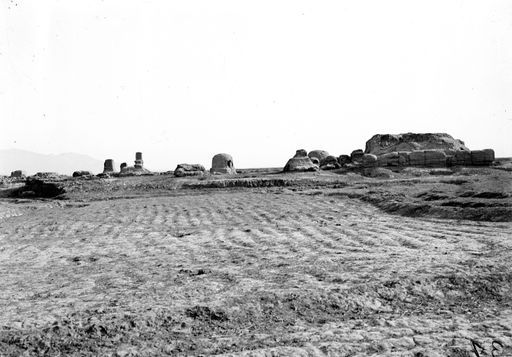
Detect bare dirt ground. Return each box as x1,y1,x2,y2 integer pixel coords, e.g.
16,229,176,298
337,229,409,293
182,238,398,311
0,165,511,356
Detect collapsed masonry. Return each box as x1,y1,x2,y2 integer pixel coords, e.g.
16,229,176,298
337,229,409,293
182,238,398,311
362,133,495,168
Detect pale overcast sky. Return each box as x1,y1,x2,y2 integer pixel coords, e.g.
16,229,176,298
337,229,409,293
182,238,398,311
1,1,511,170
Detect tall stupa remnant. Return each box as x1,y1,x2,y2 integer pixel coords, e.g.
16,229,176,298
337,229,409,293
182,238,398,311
135,152,143,169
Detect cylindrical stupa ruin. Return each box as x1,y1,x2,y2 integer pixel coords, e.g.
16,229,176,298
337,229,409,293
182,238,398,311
210,153,236,174
135,152,143,169
103,159,115,173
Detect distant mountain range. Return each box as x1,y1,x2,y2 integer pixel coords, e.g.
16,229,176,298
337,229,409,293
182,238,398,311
0,149,103,176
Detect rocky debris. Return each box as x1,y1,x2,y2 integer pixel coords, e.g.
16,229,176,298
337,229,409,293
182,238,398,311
96,173,111,179
10,170,26,178
320,155,341,170
351,149,364,163
338,155,351,166
120,163,127,171
365,133,469,156
362,154,378,168
210,153,236,175
174,164,206,177
103,159,115,174
72,171,93,178
15,178,66,198
471,149,495,166
283,149,319,172
308,150,330,163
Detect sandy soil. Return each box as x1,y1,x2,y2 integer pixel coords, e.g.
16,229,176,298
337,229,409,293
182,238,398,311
0,167,511,356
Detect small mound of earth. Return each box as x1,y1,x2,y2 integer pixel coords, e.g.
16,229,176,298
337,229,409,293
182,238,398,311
119,167,153,177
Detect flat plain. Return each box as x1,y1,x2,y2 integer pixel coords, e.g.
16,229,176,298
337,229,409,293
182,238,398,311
0,165,511,356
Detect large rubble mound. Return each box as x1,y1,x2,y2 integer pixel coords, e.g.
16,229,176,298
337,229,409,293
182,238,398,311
365,133,469,156
363,133,494,167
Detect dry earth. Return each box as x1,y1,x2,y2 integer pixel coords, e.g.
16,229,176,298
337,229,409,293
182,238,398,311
0,166,511,356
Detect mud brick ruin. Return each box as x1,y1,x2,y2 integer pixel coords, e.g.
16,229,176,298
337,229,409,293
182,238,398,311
103,159,115,173
364,133,495,168
210,153,236,174
134,152,143,169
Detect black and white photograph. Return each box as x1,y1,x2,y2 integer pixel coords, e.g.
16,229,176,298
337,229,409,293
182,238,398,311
0,1,511,356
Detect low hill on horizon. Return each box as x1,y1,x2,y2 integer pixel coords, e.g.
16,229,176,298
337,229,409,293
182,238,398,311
0,149,103,176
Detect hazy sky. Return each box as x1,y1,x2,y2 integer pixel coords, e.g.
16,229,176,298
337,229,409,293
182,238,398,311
1,1,511,170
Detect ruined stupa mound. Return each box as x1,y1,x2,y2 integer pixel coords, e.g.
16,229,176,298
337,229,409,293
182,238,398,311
310,157,320,165
103,159,116,174
174,164,206,177
362,154,378,168
210,154,236,175
351,149,364,163
320,155,341,170
338,155,351,166
10,170,26,178
365,133,494,167
308,150,330,163
72,170,93,178
283,149,319,172
119,152,153,176
365,133,469,156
